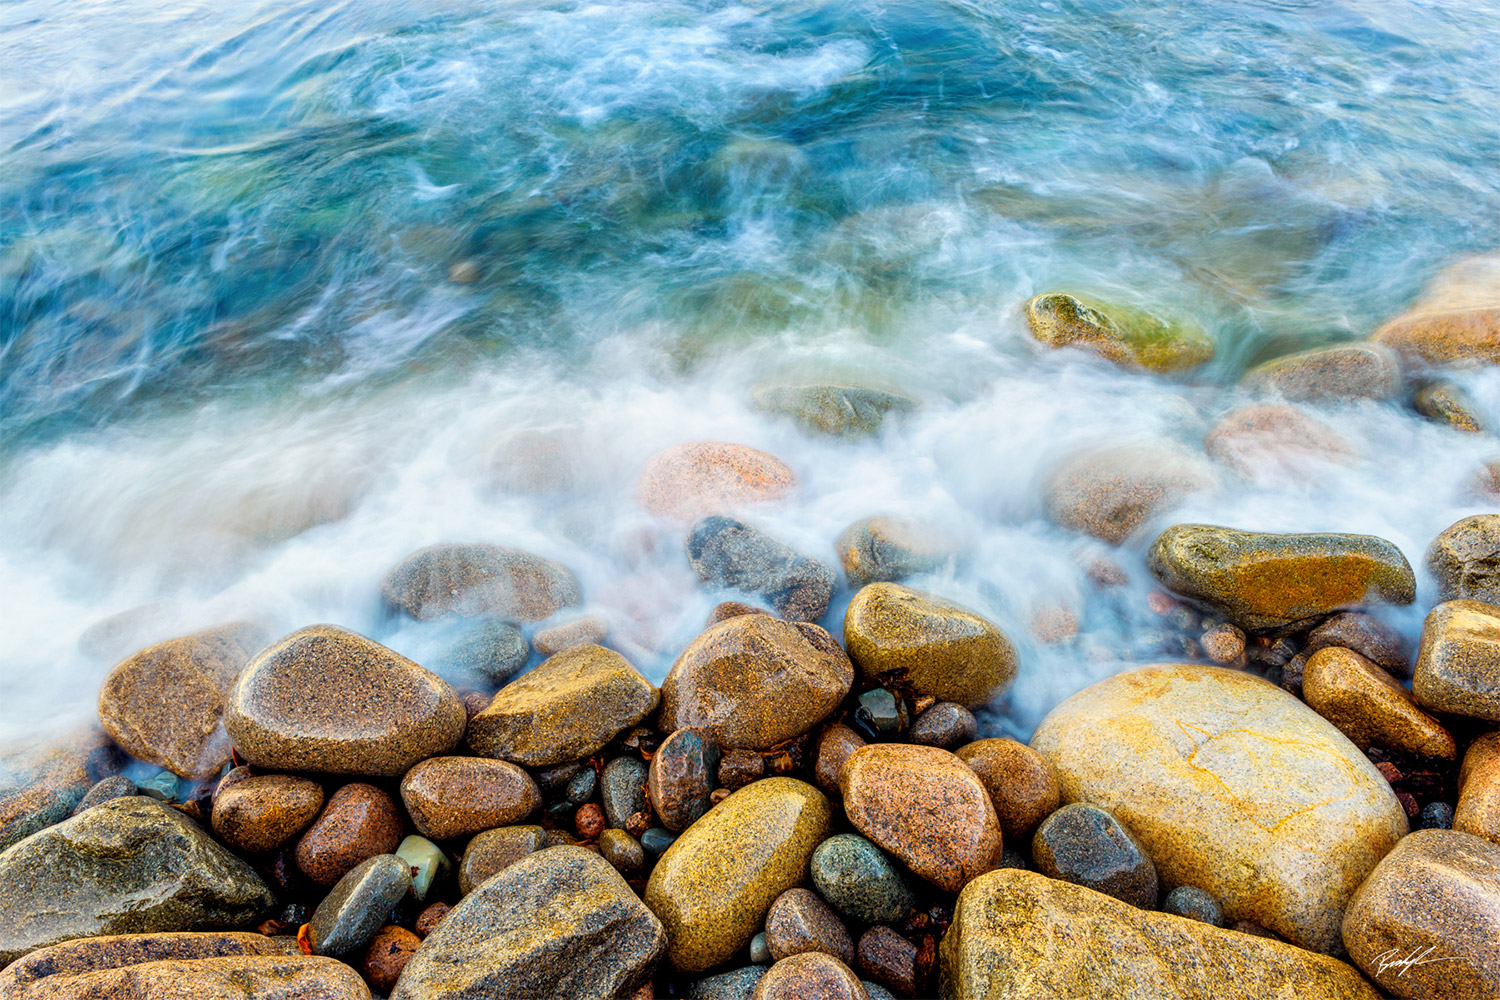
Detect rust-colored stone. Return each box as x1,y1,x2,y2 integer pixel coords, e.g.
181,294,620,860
294,784,403,888
211,774,325,854
637,442,797,522
398,756,540,840
1302,647,1456,759
361,925,419,994
955,739,1060,842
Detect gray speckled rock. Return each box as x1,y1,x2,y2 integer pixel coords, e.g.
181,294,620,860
432,620,530,687
1032,803,1159,910
0,730,112,851
687,516,836,622
1427,514,1500,605
689,966,766,1000
308,854,412,959
391,845,665,1000
1147,524,1416,633
752,385,916,439
602,756,649,830
0,796,274,965
224,625,466,777
380,543,582,622
810,834,914,925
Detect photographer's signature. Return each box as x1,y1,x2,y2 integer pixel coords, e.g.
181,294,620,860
1373,945,1465,978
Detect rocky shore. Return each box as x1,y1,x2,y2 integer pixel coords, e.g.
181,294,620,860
3,267,1500,1000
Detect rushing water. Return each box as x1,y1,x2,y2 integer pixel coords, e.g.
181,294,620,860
4,0,1500,742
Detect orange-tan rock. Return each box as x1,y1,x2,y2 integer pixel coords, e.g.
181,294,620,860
1242,343,1402,402
1371,252,1500,368
1456,732,1500,845
955,738,1060,841
1030,664,1408,953
1042,445,1214,545
1302,647,1456,759
941,868,1383,1000
210,774,325,854
636,442,797,522
1414,599,1500,723
1341,829,1500,1000
839,744,1002,893
1021,293,1214,373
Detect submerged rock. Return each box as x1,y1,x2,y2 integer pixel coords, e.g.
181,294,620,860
661,615,853,750
1414,381,1488,432
467,644,658,767
1022,292,1214,373
1030,664,1408,953
430,620,530,688
1147,524,1415,633
1371,252,1500,368
1204,404,1356,482
637,442,797,522
1242,343,1402,402
224,625,466,777
380,543,582,622
392,846,665,1000
686,516,836,622
0,797,274,965
1427,514,1500,605
835,515,959,586
752,384,916,438
1042,445,1214,545
0,730,113,852
843,583,1015,708
941,868,1382,1000
97,623,260,781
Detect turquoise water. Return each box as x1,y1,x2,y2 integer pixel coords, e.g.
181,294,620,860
3,0,1500,738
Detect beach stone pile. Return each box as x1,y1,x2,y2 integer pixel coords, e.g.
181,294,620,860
8,298,1500,1000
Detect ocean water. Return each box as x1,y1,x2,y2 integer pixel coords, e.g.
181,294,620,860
3,0,1500,742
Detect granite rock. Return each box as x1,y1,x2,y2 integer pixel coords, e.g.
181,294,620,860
380,544,581,622
1414,599,1500,722
399,756,540,840
637,442,797,522
686,516,836,622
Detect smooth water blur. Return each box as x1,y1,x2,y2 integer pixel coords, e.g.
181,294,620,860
3,0,1500,740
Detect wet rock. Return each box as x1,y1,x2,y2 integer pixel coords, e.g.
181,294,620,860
399,756,540,840
533,615,608,656
752,384,916,439
839,743,1002,893
1303,647,1456,759
1242,343,1402,402
1414,599,1500,722
1042,445,1214,545
1422,801,1456,830
599,828,645,873
644,777,832,973
850,688,907,741
1427,514,1500,605
753,953,868,1000
0,797,274,964
906,702,976,749
813,724,865,797
295,783,404,888
1163,886,1225,927
0,732,119,854
1306,612,1411,677
457,825,546,895
686,516,836,622
391,845,665,1000
708,601,765,624
1032,803,1159,909
835,516,958,586
765,887,853,964
1415,381,1488,432
308,854,412,958
601,756,650,829
1022,292,1214,373
395,835,449,902
942,868,1382,1000
225,625,466,777
641,827,676,857
136,771,179,802
855,926,917,998
73,775,137,816
211,773,325,854
2,953,368,1000
468,644,658,767
1199,622,1246,663
380,544,582,622
688,966,765,1000
1456,731,1500,844
1371,252,1500,368
1342,829,1500,1000
575,802,605,839
843,583,1016,708
810,834,914,925
1204,404,1357,481
637,442,797,522
413,903,450,938
363,925,420,994
1147,524,1415,633
431,620,529,688
718,748,766,790
1030,663,1408,952
649,728,721,833
661,615,853,750
97,623,259,781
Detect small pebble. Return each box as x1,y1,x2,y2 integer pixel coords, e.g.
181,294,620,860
1163,885,1225,927
863,981,898,1000
810,833,914,925
749,932,772,964
308,854,412,958
602,757,650,829
395,835,450,903
1147,591,1177,616
565,767,597,804
414,902,450,938
641,827,676,856
1200,623,1246,664
689,966,766,1000
709,601,767,625
719,748,766,790
906,702,977,749
362,924,420,993
73,775,137,815
1420,801,1455,830
856,925,917,997
626,810,652,837
1032,803,1158,909
852,689,908,741
1027,606,1078,645
458,825,546,894
295,783,404,888
137,770,180,802
599,827,646,873
710,788,731,805
765,887,854,964
649,728,721,832
448,259,480,284
577,802,606,840
813,725,866,796
462,691,491,718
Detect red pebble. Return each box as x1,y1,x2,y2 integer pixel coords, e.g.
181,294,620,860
362,925,420,994
1396,791,1420,819
576,802,605,840
1375,761,1403,783
414,902,451,939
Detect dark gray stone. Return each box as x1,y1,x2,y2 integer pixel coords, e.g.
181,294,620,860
688,965,766,1000
1162,885,1225,927
810,834,914,925
601,756,648,829
433,620,529,687
72,775,137,816
906,702,977,749
309,854,412,958
0,796,274,964
686,516,836,622
1031,803,1159,910
391,845,665,1000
